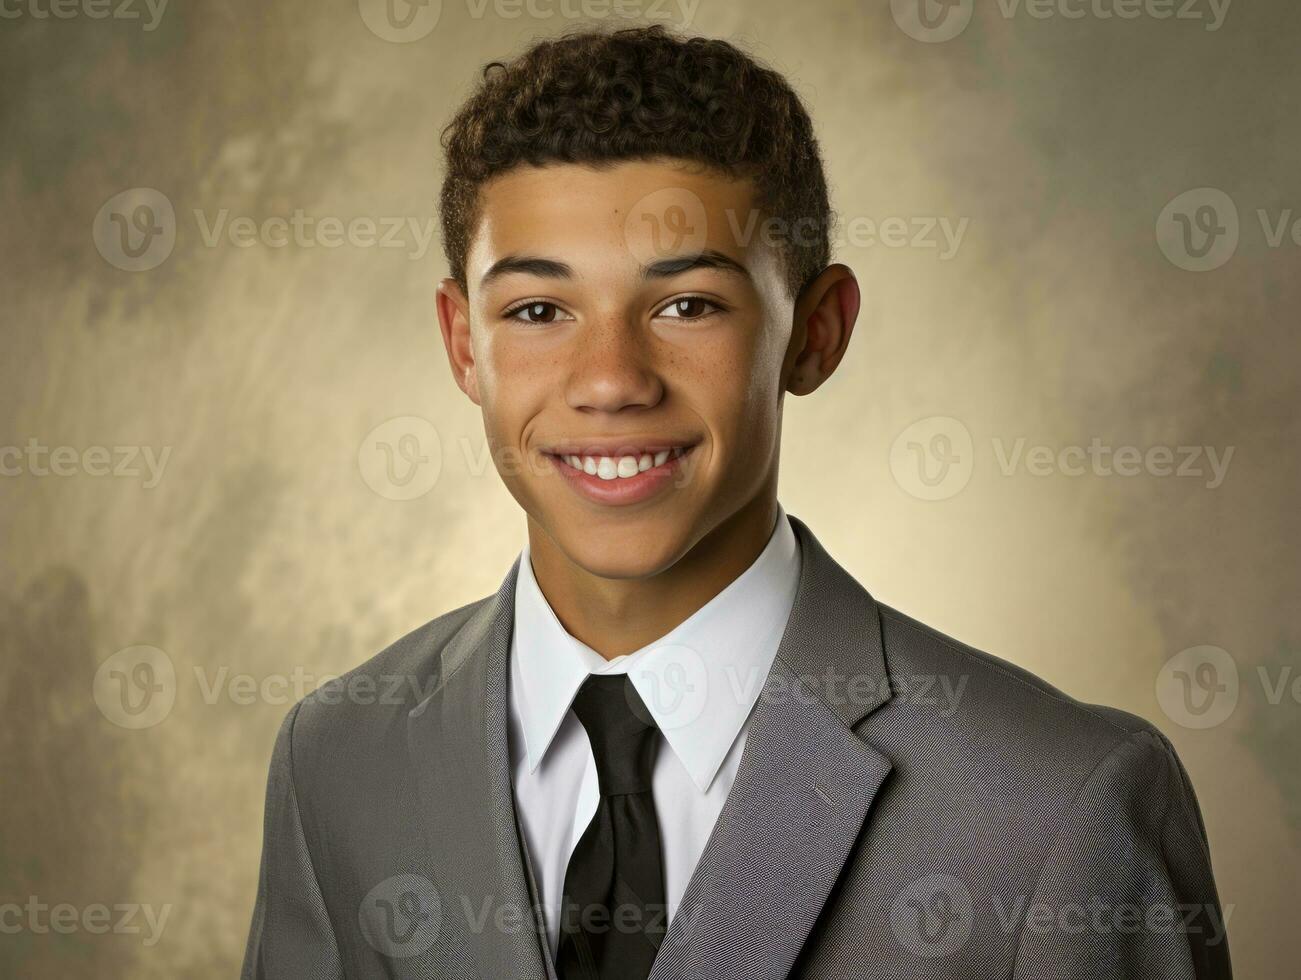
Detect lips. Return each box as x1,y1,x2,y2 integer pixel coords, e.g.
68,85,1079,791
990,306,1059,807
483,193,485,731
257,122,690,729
543,443,697,505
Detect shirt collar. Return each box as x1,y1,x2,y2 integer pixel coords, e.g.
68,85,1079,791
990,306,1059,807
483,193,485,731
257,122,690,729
510,504,801,793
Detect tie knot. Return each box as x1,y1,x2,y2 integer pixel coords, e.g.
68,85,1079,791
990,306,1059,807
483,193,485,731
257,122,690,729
570,674,660,797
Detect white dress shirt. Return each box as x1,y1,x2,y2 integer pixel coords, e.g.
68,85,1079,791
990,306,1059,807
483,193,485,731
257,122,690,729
506,505,802,959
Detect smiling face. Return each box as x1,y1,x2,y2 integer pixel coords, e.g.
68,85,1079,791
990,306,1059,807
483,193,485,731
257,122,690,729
437,158,856,581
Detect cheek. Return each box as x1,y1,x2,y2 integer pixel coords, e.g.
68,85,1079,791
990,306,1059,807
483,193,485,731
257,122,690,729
474,330,562,450
730,321,787,407
686,327,785,449
476,329,534,408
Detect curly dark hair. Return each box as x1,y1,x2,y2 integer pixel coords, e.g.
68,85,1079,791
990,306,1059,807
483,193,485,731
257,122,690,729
438,25,832,299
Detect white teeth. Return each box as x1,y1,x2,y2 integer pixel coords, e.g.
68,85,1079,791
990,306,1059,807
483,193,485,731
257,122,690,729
559,449,685,480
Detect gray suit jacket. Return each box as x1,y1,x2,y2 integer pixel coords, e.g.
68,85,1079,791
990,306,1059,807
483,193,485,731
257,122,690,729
242,515,1231,979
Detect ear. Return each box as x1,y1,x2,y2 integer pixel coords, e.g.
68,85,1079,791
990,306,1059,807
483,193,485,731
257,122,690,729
436,277,481,405
785,264,861,396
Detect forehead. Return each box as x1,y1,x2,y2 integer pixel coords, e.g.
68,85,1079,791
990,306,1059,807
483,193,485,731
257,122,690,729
466,159,778,285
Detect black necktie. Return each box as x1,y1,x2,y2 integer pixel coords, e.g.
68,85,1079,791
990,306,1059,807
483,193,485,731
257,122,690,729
555,673,667,980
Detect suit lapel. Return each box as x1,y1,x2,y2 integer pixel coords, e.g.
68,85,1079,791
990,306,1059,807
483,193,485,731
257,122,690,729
407,556,552,980
648,515,895,980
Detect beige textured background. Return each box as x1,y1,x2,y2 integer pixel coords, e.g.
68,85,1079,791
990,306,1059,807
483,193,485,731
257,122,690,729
1,0,1296,976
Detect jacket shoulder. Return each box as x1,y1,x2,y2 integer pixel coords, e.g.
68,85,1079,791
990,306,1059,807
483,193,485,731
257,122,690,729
874,602,1166,771
284,595,489,752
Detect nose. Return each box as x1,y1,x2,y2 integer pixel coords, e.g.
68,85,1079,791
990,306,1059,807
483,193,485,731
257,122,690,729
564,318,664,414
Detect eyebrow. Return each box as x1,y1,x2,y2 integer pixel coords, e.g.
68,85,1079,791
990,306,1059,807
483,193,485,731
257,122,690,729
480,255,574,286
478,249,751,286
642,249,751,282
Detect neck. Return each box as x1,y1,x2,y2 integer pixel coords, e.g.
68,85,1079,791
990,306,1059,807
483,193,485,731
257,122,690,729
526,492,780,660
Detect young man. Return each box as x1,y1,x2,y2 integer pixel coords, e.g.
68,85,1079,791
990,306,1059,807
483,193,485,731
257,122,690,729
243,26,1231,980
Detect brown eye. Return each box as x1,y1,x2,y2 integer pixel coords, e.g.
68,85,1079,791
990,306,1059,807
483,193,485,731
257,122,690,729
507,301,572,324
658,297,717,320
516,302,556,323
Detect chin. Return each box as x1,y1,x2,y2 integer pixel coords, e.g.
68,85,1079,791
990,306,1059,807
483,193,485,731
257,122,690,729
555,523,691,581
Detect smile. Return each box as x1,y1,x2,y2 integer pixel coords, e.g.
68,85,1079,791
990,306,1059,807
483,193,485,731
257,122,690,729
542,443,697,506
554,446,690,481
